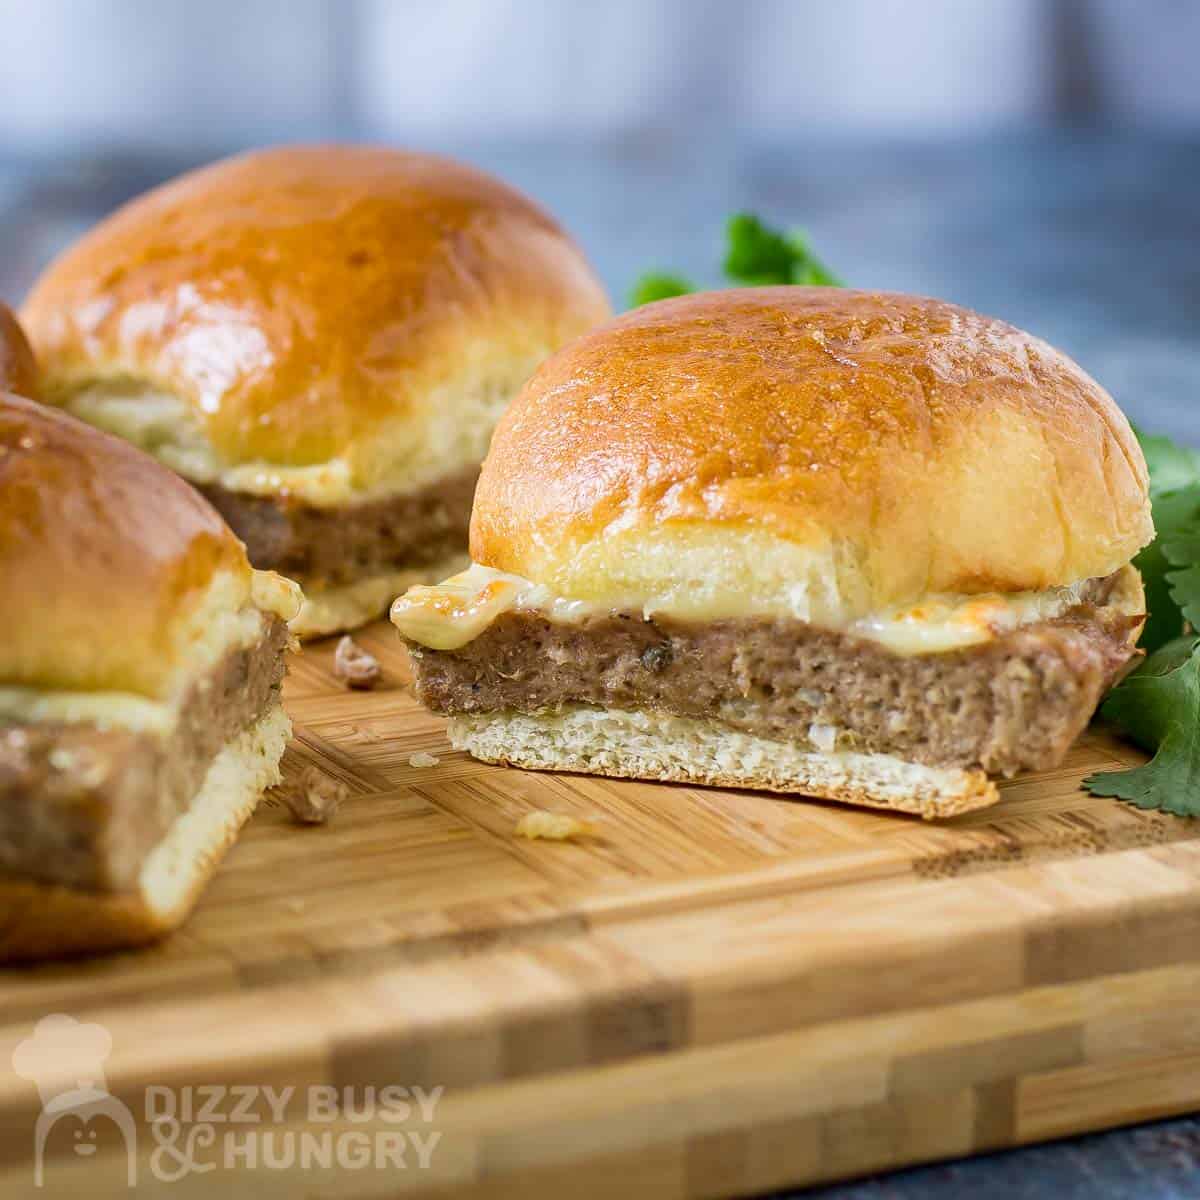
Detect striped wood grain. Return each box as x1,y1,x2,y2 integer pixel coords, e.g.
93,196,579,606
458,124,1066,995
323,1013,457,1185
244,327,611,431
1,621,1196,1198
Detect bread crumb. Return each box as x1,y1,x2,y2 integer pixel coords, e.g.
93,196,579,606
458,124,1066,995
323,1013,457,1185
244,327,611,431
334,636,382,689
47,746,108,788
514,810,599,841
283,766,347,824
408,751,440,768
808,723,839,754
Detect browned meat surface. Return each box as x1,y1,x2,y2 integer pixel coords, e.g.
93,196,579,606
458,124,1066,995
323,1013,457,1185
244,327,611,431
0,617,288,891
198,467,478,586
404,577,1139,777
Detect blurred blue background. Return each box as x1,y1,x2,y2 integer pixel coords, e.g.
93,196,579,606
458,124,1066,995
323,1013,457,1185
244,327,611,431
3,0,1200,148
5,0,1197,439
0,3,1197,1197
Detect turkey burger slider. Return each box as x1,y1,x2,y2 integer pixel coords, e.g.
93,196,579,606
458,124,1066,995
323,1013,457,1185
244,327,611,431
0,395,300,958
21,145,610,637
392,289,1152,818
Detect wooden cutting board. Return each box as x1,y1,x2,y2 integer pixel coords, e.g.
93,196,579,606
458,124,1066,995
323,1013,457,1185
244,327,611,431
2,621,1199,1198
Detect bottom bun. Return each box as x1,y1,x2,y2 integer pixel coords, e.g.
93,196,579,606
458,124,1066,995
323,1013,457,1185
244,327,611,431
449,705,999,820
295,554,471,639
0,703,291,961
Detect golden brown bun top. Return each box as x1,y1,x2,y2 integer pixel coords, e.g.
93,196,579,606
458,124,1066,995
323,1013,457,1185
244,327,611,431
0,395,253,697
0,303,38,398
22,144,610,468
471,289,1154,616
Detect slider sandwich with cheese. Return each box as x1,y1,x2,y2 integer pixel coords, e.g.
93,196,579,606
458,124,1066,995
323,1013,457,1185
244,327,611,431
21,144,611,637
392,289,1153,818
0,394,301,958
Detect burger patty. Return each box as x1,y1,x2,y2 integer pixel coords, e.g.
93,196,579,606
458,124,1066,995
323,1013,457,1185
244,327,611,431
198,466,478,587
0,617,288,892
405,578,1139,777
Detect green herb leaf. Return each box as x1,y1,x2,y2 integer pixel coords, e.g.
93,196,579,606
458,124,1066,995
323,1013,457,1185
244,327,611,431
723,213,798,285
1135,536,1182,655
1135,481,1200,653
1084,636,1200,816
723,214,843,288
1091,430,1200,813
1161,498,1200,633
629,213,842,307
791,252,841,287
629,273,695,308
1137,427,1200,496
1124,428,1200,653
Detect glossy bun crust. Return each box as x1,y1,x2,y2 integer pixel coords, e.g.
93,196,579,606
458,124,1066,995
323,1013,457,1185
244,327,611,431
472,289,1154,616
0,304,37,397
0,396,249,697
21,144,610,492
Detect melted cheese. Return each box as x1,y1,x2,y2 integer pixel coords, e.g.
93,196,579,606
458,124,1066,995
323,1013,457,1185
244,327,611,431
391,566,589,650
0,577,299,735
392,562,1115,656
846,585,1093,654
0,689,174,733
64,386,360,503
165,573,293,696
58,351,537,507
251,569,304,623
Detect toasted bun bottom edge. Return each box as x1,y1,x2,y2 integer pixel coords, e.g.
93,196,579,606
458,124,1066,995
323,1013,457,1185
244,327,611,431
294,553,470,639
448,706,999,820
0,703,291,962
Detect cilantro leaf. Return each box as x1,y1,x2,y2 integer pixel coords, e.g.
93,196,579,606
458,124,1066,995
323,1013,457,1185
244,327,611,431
723,213,797,284
1161,497,1200,632
629,272,695,308
1084,636,1200,816
791,251,841,287
629,212,842,307
1092,430,1200,813
1137,427,1200,496
1135,481,1200,652
1135,536,1182,654
1125,428,1200,652
723,214,843,288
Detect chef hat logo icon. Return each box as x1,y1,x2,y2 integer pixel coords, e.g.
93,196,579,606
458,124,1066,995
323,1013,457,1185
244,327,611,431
12,1014,137,1188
